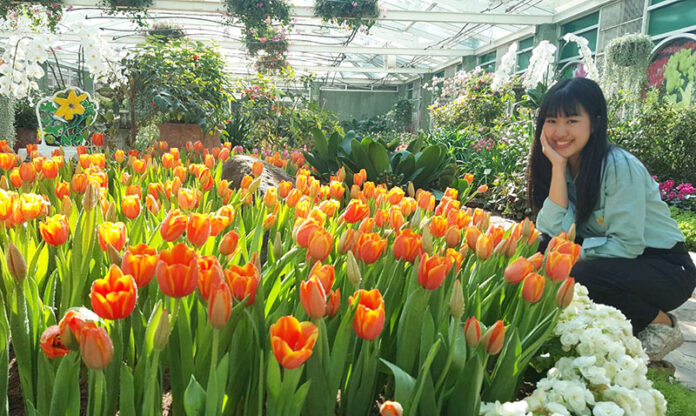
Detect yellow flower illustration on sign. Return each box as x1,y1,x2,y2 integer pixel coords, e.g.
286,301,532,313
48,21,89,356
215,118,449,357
54,90,87,121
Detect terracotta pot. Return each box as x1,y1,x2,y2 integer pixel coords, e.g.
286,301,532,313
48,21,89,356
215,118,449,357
14,127,39,152
156,123,221,151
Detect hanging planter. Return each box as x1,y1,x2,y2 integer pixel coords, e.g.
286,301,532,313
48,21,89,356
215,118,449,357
254,53,289,73
100,0,153,27
314,0,380,32
606,33,654,67
245,26,289,57
226,0,291,30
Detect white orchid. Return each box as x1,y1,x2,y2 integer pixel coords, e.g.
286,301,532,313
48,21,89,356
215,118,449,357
523,40,556,89
492,43,517,91
563,33,600,81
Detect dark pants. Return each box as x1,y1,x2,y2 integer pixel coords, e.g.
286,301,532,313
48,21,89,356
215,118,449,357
538,234,696,334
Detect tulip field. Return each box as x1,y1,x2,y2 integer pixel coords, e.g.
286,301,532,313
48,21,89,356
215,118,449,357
0,138,581,416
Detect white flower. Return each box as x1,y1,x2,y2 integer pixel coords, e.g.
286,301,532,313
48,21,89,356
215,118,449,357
492,43,517,91
523,40,556,89
562,33,599,81
593,401,625,416
546,401,571,415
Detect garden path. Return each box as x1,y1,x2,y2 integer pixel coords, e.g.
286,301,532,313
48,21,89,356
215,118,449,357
665,251,696,391
488,217,696,390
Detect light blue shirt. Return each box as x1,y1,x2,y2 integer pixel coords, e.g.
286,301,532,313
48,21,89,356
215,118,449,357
536,147,685,260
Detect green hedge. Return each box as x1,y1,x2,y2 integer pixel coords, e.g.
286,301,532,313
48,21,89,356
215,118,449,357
670,207,696,252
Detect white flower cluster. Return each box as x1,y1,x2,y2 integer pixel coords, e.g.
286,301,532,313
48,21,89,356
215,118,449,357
73,23,128,88
522,40,556,89
562,33,600,81
481,284,667,416
492,43,518,92
0,34,55,99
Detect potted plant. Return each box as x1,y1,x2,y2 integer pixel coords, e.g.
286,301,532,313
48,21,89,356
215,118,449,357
13,97,39,151
127,37,233,149
314,0,380,32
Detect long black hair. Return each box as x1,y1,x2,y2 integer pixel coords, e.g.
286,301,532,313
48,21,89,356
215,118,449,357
527,78,611,227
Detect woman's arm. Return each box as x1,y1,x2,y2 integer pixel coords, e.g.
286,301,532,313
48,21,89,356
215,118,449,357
541,133,569,209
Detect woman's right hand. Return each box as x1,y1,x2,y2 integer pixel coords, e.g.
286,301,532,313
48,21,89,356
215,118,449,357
540,131,567,168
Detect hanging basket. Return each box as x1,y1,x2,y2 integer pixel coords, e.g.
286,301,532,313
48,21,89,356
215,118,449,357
606,34,654,67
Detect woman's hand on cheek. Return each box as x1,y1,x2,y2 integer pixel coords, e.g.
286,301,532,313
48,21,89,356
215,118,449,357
540,131,567,168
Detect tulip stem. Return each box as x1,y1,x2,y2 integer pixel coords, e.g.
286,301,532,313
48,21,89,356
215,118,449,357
209,329,219,383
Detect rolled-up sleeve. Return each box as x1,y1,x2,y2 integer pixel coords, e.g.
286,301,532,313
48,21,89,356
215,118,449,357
536,197,576,237
581,158,646,260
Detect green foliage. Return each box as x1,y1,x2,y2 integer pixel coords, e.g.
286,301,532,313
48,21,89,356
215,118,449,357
647,369,696,416
128,37,233,133
663,48,696,108
226,0,290,29
305,128,456,191
314,0,379,31
13,97,38,130
670,207,696,251
610,91,696,184
429,69,512,131
146,23,186,41
221,114,253,149
428,115,534,218
0,96,15,146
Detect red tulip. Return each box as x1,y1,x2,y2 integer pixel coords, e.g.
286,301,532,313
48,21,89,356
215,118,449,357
40,325,69,359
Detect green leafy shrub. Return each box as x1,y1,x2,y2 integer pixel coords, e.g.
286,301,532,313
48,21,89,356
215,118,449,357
314,0,379,31
670,207,696,251
610,92,696,184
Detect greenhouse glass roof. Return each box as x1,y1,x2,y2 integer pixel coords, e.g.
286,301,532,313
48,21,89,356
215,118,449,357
23,0,613,85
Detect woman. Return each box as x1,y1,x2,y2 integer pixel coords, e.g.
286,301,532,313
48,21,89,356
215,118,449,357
527,77,696,361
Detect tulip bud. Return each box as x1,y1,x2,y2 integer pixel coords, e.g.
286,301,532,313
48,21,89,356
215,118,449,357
249,176,262,194
337,166,346,182
251,251,261,274
82,182,98,210
410,209,422,231
61,195,72,216
480,320,505,355
445,225,461,248
421,226,433,255
273,231,282,259
7,242,27,283
521,217,532,239
346,251,361,288
556,277,575,309
449,279,465,319
407,182,415,198
0,175,9,190
568,223,577,243
464,317,481,347
106,242,123,266
105,201,117,222
153,307,171,351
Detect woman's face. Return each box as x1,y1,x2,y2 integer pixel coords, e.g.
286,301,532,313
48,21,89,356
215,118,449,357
542,106,592,167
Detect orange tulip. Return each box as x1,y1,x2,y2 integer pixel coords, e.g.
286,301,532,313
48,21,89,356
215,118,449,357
300,275,327,319
545,250,574,282
177,187,199,211
224,262,260,305
446,248,464,273
39,214,70,246
121,195,141,220
19,162,36,183
354,232,388,264
114,150,125,163
464,226,481,251
18,193,46,221
445,225,461,247
9,168,21,188
90,265,138,320
327,289,341,317
40,325,69,359
131,158,146,174
269,315,318,369
0,152,17,170
464,317,481,347
207,281,232,328
41,159,59,179
263,187,278,208
198,169,214,191
187,213,211,247
393,229,422,263
380,401,403,416
219,230,239,256
308,228,333,262
91,132,104,146
475,234,493,260
556,277,575,309
156,243,199,298
521,272,545,303
504,257,533,284
527,252,544,271
146,195,161,214
417,252,452,290
388,206,404,230
121,244,159,288
97,222,127,252
349,289,385,340
58,307,99,350
295,219,321,249
278,181,292,199
197,255,224,300
252,160,264,177
0,189,13,220
55,181,70,200
160,209,188,242
79,322,114,370
328,180,344,200
343,199,369,224
480,320,505,355
71,173,88,194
